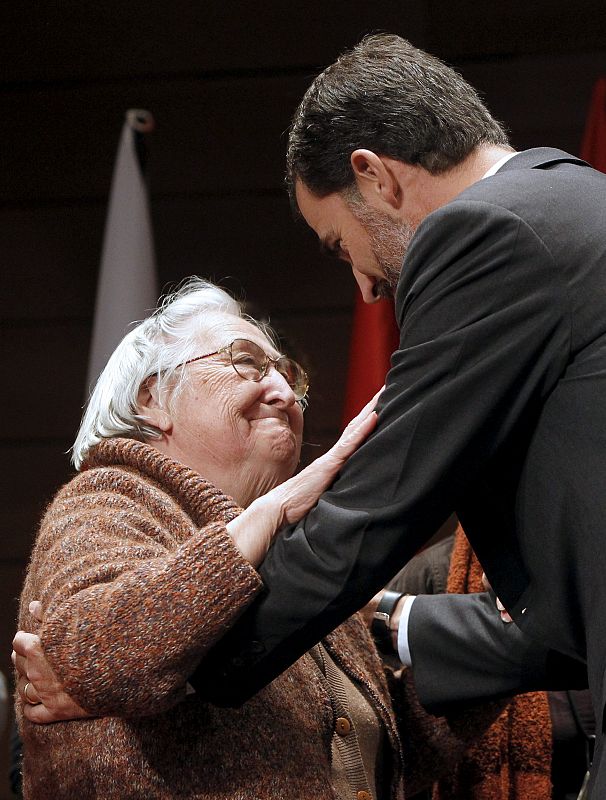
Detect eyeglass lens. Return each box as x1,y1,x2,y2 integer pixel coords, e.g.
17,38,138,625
229,339,308,399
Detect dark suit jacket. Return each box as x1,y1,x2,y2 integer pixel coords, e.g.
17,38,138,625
408,592,587,713
194,147,606,792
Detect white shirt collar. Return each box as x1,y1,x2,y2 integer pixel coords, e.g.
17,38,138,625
482,151,518,179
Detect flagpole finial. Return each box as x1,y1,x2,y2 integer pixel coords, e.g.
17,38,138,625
126,109,155,134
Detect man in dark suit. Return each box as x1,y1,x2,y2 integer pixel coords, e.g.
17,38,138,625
195,32,606,795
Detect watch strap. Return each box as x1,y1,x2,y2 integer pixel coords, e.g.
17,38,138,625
371,590,404,653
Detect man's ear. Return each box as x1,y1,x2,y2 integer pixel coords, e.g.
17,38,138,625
137,378,172,433
350,149,402,210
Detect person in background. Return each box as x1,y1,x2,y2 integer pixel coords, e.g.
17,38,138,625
0,670,7,737
385,528,594,800
9,720,23,799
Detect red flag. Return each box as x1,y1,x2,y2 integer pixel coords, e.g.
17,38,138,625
580,77,606,173
341,292,399,425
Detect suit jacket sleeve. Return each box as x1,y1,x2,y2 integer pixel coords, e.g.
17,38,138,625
192,198,572,705
408,592,587,713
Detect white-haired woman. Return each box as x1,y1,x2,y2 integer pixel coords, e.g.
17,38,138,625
14,279,485,800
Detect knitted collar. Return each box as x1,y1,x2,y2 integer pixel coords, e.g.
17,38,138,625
84,437,242,529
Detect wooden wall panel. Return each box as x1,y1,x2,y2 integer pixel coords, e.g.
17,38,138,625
270,308,354,448
1,205,101,320
1,444,73,561
5,0,605,85
0,75,311,203
153,196,355,313
0,195,353,321
2,324,89,440
429,0,606,57
1,2,428,83
458,52,606,154
4,53,604,207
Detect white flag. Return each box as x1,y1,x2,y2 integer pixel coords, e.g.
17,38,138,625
87,109,158,391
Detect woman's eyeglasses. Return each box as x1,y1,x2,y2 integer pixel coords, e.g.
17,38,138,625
179,338,309,401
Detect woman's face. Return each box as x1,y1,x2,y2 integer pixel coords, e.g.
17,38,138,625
151,316,304,508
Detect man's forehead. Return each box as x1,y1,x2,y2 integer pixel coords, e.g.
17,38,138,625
293,179,319,223
295,179,348,237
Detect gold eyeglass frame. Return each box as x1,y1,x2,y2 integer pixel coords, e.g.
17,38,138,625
179,338,309,401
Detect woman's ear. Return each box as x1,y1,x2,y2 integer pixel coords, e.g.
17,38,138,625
137,378,172,433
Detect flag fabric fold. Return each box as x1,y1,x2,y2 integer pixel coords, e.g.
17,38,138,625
341,292,399,426
580,77,606,173
87,109,158,391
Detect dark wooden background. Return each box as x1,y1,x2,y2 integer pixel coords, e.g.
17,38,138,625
1,2,605,795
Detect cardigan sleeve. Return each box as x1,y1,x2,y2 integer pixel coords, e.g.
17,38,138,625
21,469,263,716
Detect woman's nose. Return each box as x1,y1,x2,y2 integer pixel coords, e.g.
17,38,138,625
261,365,297,405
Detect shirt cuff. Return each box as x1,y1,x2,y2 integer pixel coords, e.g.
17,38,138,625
396,595,417,666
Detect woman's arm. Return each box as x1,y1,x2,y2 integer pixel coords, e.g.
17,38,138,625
15,394,380,722
21,506,263,718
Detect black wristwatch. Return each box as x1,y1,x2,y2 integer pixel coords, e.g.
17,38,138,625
371,590,405,654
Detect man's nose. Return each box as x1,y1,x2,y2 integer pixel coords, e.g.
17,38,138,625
353,269,380,304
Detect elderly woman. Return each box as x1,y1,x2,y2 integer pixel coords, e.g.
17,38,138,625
15,278,489,800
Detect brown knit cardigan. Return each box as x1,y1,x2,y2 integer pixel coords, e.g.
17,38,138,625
17,438,482,800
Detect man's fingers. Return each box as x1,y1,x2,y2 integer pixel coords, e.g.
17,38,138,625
12,632,50,684
22,703,61,725
29,600,44,622
12,652,27,678
13,631,63,689
13,630,43,656
17,676,40,706
12,635,92,725
480,572,513,622
496,597,513,623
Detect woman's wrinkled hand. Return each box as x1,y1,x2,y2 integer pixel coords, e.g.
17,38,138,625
12,601,92,724
275,387,383,525
227,388,382,566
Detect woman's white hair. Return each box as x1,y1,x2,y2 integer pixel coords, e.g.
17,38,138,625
72,277,275,470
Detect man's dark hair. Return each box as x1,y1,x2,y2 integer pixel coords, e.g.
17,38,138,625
286,33,509,201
